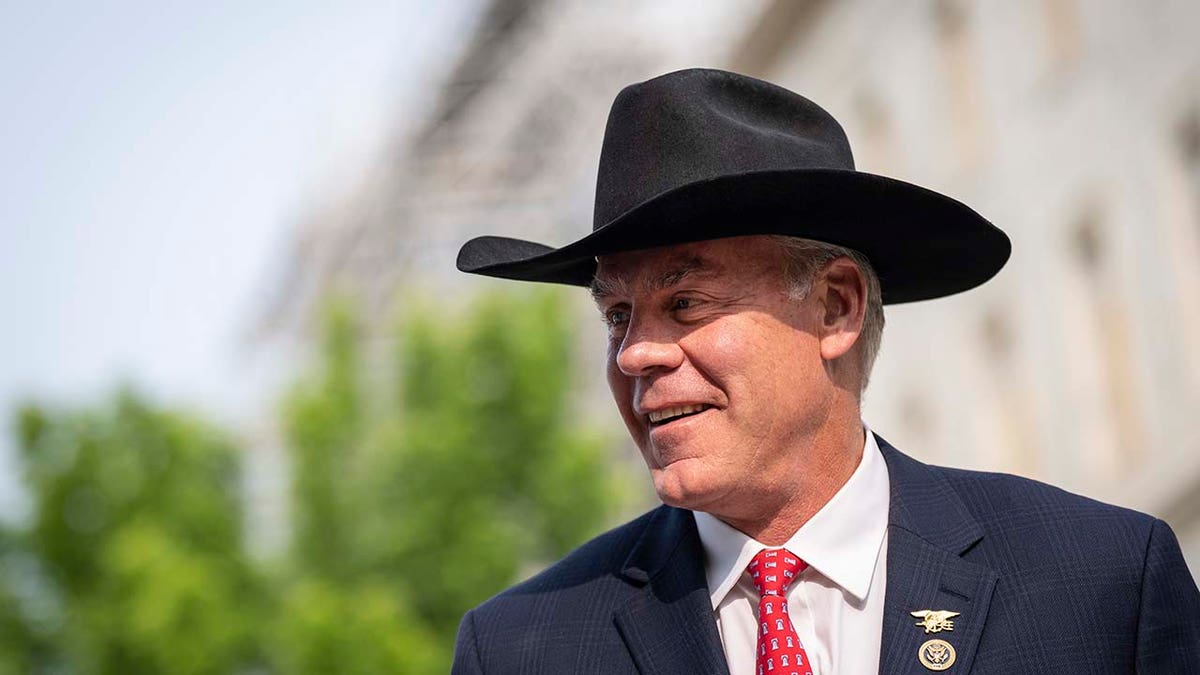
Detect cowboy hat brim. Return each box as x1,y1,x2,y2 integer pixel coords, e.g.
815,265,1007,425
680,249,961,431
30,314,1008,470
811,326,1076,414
456,168,1010,304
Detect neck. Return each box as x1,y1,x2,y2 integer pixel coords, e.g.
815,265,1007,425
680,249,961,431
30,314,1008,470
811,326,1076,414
718,405,865,546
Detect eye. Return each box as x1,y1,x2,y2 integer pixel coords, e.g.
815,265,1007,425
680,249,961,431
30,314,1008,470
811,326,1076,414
670,297,702,312
603,307,630,327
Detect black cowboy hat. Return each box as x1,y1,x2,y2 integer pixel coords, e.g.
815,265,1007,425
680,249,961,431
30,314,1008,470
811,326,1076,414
456,68,1009,304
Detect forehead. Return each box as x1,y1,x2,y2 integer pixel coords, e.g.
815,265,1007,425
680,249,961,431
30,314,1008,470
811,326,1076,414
591,236,785,297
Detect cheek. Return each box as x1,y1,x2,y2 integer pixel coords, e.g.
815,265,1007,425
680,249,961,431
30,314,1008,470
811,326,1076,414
689,321,791,382
705,329,744,356
688,320,820,402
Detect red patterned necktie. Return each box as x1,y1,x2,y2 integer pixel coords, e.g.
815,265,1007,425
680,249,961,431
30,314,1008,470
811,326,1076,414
748,548,813,675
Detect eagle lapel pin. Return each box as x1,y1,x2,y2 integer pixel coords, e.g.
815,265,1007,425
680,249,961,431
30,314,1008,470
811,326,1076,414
917,639,957,671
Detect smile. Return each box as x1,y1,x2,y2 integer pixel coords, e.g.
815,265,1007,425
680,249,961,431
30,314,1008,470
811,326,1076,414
647,404,711,425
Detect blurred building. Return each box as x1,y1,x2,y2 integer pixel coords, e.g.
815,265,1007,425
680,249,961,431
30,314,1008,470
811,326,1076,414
253,0,1200,568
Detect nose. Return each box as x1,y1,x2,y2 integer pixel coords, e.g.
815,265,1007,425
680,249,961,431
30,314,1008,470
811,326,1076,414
615,313,684,376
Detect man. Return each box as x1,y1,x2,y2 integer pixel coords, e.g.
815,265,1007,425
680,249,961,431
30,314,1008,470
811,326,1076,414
452,69,1200,673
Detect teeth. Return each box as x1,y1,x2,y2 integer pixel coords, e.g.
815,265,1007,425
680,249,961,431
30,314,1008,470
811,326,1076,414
648,404,707,424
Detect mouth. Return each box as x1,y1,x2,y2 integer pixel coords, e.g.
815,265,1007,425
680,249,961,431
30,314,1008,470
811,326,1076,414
646,404,713,426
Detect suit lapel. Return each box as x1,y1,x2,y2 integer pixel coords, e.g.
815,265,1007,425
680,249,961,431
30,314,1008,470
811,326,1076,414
614,506,730,675
877,437,998,674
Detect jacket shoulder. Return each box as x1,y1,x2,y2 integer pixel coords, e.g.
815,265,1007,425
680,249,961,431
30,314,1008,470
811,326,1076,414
930,462,1158,571
471,506,659,613
935,462,1154,529
454,508,664,673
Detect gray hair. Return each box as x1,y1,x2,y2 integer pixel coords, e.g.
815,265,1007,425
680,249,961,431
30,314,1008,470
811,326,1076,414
767,235,885,392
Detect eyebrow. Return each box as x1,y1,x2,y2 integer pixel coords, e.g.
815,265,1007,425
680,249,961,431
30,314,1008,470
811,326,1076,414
590,256,719,300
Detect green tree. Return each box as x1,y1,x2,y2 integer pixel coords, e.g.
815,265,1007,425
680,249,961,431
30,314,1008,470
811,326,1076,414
6,390,260,674
272,288,629,672
0,526,36,675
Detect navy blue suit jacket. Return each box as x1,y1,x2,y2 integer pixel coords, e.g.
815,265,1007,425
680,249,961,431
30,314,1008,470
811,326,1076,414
453,437,1200,673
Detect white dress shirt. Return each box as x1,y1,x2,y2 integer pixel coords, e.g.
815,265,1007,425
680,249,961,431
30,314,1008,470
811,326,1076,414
693,429,890,675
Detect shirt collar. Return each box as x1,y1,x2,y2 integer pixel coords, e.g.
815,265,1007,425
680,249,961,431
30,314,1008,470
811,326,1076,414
693,427,890,609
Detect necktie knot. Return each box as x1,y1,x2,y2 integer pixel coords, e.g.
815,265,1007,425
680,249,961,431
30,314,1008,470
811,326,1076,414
748,548,806,598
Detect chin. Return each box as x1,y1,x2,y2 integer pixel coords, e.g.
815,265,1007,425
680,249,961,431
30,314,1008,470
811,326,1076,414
651,462,722,512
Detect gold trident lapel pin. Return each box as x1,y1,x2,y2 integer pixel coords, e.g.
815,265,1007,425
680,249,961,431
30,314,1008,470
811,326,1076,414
911,609,960,634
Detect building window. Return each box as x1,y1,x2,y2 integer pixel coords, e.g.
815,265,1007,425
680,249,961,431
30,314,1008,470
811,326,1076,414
1040,0,1082,76
933,0,984,167
1179,108,1200,226
1065,206,1145,473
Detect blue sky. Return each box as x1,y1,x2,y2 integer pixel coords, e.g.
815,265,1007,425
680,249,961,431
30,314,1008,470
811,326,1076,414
0,1,480,517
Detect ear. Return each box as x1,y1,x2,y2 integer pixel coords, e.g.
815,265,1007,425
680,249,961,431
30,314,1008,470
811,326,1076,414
814,257,867,362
